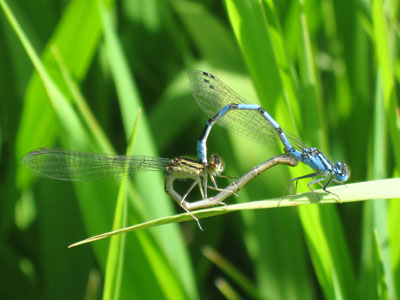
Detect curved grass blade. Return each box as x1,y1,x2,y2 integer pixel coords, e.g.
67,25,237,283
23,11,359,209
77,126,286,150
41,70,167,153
70,177,400,248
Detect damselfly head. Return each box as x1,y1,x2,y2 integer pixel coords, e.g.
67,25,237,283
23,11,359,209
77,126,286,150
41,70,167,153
334,161,350,183
209,154,224,175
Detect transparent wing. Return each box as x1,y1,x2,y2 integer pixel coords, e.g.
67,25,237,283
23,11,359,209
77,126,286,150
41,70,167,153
188,70,308,150
21,148,172,181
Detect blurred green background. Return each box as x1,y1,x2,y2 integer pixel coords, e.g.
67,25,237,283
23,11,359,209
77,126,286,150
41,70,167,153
1,0,399,299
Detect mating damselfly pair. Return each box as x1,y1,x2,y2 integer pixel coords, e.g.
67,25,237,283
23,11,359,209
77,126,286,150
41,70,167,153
22,70,350,229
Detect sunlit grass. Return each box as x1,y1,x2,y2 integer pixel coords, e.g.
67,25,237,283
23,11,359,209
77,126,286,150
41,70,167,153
1,0,399,299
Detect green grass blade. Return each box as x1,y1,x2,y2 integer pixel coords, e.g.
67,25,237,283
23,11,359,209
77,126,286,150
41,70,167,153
1,2,132,297
173,1,244,72
103,110,141,300
4,0,194,298
295,3,357,298
50,46,114,153
297,1,323,147
0,0,92,181
224,0,286,113
99,4,197,299
362,1,398,297
224,1,356,298
69,178,400,246
100,4,141,141
202,246,260,299
373,229,389,299
371,1,400,295
14,0,114,165
149,71,201,151
389,192,400,270
102,169,128,300
224,1,316,298
214,277,242,300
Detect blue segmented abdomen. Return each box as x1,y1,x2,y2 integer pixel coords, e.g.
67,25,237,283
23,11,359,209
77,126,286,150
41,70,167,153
188,70,307,151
